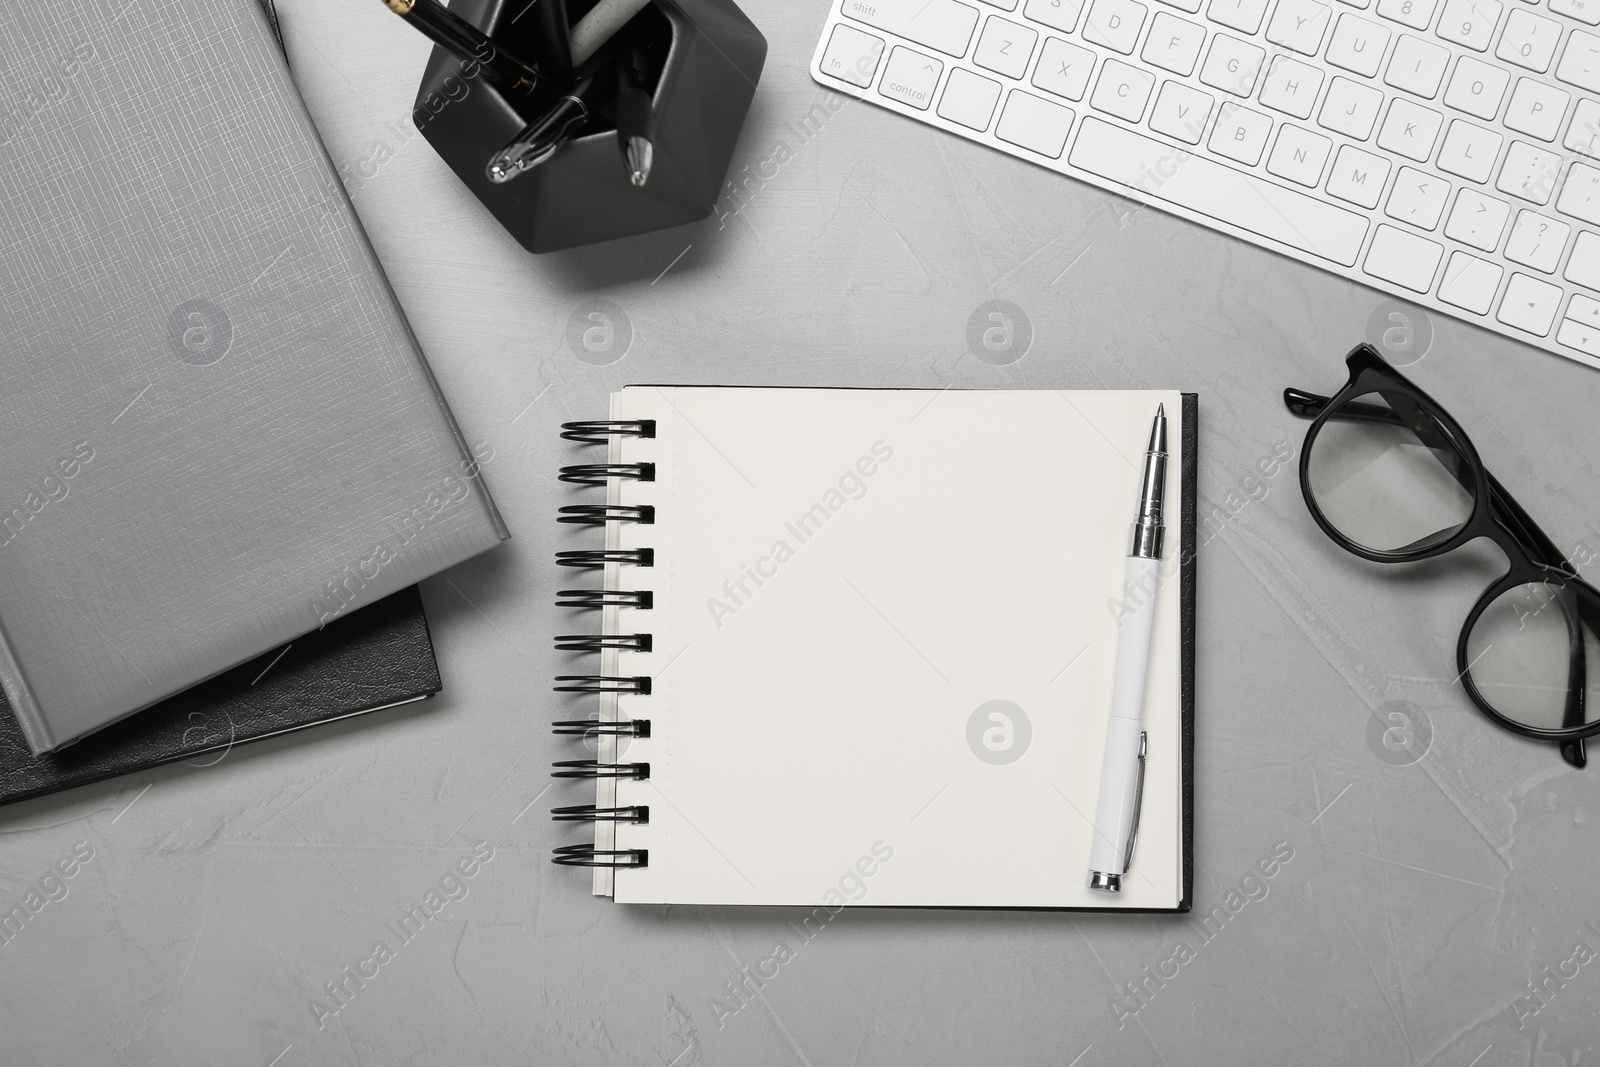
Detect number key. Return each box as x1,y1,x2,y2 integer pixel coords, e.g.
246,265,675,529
1377,0,1440,31
1497,9,1562,70
1436,0,1503,51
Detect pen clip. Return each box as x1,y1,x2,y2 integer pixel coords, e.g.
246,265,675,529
1122,731,1147,875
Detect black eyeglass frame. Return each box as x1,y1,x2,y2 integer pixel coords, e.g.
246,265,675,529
1285,343,1599,762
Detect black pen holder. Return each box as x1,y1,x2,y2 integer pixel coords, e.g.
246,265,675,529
414,0,766,253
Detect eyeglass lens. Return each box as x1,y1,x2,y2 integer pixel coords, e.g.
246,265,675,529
1305,390,1476,556
1465,581,1600,736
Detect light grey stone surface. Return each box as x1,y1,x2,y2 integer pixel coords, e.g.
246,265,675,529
3,0,1599,1063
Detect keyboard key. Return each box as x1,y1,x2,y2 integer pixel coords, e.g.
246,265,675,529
1083,0,1149,52
1496,140,1562,202
1439,250,1504,312
1498,271,1562,332
1377,0,1440,30
1209,0,1271,32
1385,34,1451,96
1318,76,1384,138
1199,34,1266,96
1386,166,1451,227
1504,79,1570,140
1557,161,1600,223
1260,55,1326,118
996,88,1076,155
1033,37,1098,100
1557,31,1600,91
1267,0,1336,53
1148,79,1215,141
841,0,981,57
1068,116,1370,263
1156,0,1204,12
1209,101,1274,163
1567,291,1600,325
1378,98,1444,160
879,47,944,109
1504,209,1571,269
1327,14,1391,76
1437,119,1503,182
1445,57,1510,119
1564,98,1600,156
1497,10,1562,70
1446,187,1512,247
1025,0,1088,30
821,25,886,87
1328,144,1393,206
1551,0,1600,23
1363,223,1444,290
1091,59,1157,119
983,0,1021,7
1267,123,1335,184
1436,0,1503,51
1556,318,1600,357
975,17,1040,77
1342,0,1373,8
1142,12,1207,75
939,67,1005,127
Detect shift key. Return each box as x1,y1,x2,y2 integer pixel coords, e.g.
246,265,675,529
840,0,981,57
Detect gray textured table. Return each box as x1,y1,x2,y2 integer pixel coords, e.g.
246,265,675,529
5,0,1599,1063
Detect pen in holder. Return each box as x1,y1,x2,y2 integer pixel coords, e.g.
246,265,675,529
413,0,766,254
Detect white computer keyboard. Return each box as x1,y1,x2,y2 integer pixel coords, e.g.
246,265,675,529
810,0,1600,369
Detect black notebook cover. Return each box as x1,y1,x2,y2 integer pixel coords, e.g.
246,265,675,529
0,587,440,807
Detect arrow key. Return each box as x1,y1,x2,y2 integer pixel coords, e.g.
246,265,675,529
1497,272,1563,335
1558,318,1600,357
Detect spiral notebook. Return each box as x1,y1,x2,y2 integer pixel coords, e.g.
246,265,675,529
553,388,1196,910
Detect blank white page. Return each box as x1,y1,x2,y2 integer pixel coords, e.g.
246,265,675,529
600,387,1186,908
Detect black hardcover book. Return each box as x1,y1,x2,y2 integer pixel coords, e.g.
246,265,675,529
0,587,440,807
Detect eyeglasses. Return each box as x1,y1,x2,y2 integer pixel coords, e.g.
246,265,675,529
1285,344,1600,769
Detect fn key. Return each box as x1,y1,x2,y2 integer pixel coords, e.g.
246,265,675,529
821,25,885,87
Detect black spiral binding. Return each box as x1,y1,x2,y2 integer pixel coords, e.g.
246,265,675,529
558,463,656,486
555,634,653,652
552,844,649,867
552,805,650,823
552,420,657,869
553,676,652,694
561,420,655,444
552,719,652,737
556,549,655,568
556,589,653,609
559,504,655,525
552,759,651,778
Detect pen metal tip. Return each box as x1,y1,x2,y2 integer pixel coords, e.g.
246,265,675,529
1147,403,1167,454
625,137,653,189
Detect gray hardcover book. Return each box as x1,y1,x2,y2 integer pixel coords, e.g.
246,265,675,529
0,0,509,753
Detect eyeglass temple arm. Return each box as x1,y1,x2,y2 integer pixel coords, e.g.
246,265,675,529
1558,588,1590,769
1284,388,1328,418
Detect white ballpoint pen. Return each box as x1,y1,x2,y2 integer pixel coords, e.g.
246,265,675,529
1087,404,1167,893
